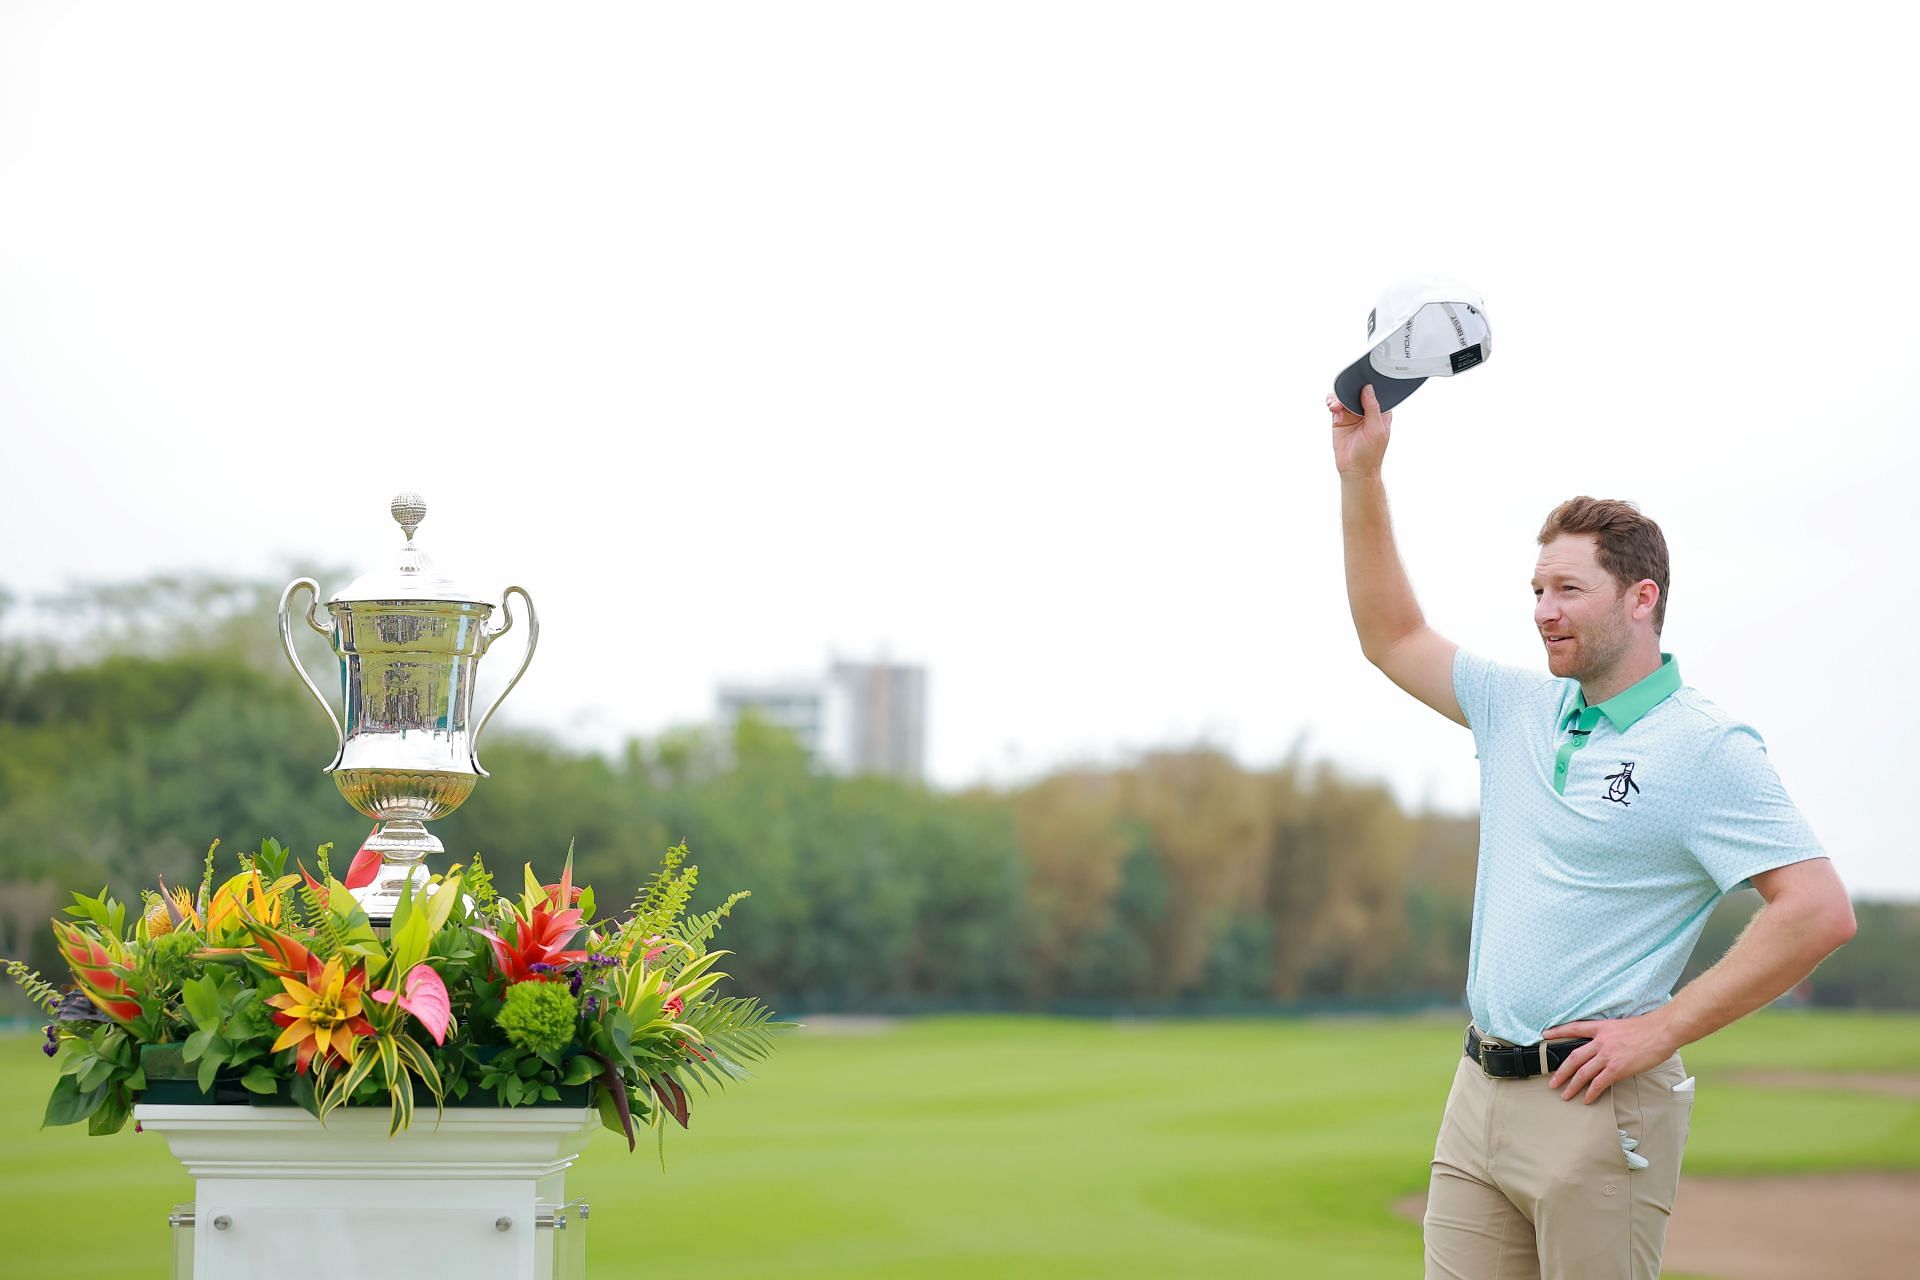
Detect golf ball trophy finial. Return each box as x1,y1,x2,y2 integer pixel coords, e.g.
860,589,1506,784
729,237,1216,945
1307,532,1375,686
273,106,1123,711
276,491,539,922
390,491,428,542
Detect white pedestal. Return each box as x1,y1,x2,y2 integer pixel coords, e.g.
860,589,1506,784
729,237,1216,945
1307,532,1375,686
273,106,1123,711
136,1104,598,1280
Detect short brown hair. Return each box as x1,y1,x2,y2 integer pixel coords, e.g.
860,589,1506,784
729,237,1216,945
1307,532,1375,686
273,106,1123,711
1538,497,1671,632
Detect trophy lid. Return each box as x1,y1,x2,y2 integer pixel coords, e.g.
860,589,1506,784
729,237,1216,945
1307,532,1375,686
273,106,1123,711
328,493,494,606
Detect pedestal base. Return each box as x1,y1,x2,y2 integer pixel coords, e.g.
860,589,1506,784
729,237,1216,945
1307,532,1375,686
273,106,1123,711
136,1104,597,1280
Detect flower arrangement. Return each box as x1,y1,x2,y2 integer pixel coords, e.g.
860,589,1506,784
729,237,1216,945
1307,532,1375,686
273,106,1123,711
4,837,783,1156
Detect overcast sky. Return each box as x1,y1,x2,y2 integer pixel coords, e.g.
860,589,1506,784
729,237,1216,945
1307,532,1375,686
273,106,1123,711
3,3,1915,897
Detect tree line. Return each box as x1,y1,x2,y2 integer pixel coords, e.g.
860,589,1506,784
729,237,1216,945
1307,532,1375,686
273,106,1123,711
1,576,1909,1015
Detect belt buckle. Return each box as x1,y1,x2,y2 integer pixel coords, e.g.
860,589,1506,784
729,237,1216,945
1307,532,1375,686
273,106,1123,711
1475,1033,1529,1080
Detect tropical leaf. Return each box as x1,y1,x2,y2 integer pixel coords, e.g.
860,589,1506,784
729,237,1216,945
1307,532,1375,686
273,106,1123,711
672,891,750,954
387,1061,414,1136
682,996,783,1065
424,873,463,934
623,844,697,950
319,1044,380,1121
393,1034,444,1108
4,959,64,1015
43,1075,108,1128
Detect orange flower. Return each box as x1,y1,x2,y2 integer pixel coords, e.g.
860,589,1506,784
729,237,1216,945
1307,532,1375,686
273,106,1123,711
195,914,315,978
266,956,374,1074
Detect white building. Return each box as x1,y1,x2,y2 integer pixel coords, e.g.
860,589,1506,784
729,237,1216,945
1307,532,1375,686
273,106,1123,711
716,658,927,782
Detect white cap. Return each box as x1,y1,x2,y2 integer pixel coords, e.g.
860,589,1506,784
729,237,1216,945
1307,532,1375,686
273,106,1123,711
1333,275,1492,415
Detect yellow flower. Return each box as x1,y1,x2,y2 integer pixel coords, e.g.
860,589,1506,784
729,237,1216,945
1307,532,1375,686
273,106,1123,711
143,886,200,938
206,871,298,938
266,956,374,1074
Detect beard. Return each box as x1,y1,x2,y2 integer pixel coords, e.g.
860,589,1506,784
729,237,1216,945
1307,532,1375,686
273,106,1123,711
1544,602,1634,685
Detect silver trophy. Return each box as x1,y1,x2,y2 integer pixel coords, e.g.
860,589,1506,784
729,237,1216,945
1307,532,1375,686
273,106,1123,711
278,493,536,921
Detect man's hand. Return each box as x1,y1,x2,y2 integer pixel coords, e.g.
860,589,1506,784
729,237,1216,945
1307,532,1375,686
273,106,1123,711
1543,861,1854,1106
1329,383,1392,477
1543,1010,1680,1104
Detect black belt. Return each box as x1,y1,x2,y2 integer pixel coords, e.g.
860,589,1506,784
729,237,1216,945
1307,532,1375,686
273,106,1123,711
1464,1025,1591,1079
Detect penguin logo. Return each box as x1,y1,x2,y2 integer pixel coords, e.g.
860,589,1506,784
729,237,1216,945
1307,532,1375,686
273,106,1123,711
1604,762,1640,806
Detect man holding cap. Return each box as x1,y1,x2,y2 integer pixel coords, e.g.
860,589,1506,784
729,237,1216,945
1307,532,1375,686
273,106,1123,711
1329,366,1856,1277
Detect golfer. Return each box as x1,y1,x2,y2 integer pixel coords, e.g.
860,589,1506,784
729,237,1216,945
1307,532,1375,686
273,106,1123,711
1329,384,1856,1279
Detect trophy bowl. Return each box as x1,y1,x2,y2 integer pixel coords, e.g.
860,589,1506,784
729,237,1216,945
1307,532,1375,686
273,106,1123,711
332,770,479,824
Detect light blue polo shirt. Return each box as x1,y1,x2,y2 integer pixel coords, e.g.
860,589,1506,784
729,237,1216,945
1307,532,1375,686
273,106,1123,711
1454,650,1825,1044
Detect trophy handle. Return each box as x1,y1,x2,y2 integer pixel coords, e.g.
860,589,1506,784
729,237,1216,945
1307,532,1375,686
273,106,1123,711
471,585,537,778
278,578,345,770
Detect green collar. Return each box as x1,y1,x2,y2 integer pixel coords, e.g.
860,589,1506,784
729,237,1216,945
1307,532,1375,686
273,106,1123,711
1561,653,1682,733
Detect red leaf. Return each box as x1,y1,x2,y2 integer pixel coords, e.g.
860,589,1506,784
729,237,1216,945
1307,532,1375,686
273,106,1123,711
588,1052,635,1151
650,1074,690,1128
344,842,384,892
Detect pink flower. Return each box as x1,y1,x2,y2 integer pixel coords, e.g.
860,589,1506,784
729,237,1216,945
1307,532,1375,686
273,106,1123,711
370,963,452,1044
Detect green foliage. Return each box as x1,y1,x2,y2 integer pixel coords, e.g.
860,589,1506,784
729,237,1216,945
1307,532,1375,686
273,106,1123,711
476,1044,570,1107
675,890,750,955
459,852,498,907
197,840,221,909
497,979,580,1056
676,995,778,1089
292,875,345,960
624,843,698,952
3,959,62,1014
61,888,127,940
45,1024,141,1133
134,931,201,993
173,966,275,1094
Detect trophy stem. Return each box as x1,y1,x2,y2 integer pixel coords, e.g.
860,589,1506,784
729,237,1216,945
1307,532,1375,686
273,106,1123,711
350,820,442,924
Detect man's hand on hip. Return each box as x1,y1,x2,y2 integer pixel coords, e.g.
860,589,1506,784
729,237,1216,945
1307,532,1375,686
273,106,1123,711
1542,1010,1681,1104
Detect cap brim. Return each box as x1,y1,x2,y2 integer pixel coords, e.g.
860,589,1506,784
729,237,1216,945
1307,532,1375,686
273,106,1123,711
1334,354,1426,416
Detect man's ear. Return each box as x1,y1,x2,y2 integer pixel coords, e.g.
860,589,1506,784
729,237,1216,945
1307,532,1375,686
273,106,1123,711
1630,579,1660,624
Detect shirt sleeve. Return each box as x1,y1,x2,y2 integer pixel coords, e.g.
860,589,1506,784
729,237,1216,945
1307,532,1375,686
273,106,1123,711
1687,724,1827,892
1453,649,1549,751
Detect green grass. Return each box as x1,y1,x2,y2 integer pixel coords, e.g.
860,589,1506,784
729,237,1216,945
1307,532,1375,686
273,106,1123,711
1,1010,1915,1278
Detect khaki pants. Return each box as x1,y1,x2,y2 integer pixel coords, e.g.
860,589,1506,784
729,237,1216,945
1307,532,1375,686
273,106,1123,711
1424,1043,1694,1279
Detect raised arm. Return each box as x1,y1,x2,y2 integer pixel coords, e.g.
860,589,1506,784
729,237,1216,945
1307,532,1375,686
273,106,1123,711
1331,384,1464,726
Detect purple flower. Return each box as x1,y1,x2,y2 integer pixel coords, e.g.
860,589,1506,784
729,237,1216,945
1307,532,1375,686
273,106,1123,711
528,962,560,976
582,995,599,1018
587,953,620,968
567,969,583,996
53,989,109,1024
41,1023,58,1057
